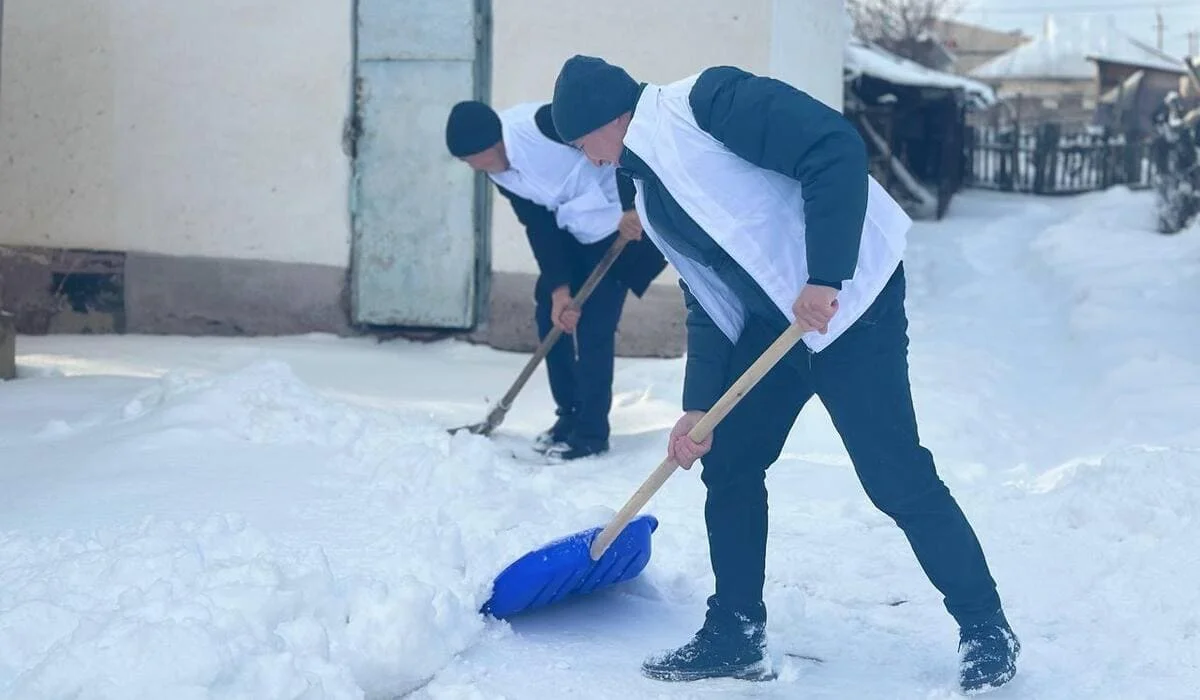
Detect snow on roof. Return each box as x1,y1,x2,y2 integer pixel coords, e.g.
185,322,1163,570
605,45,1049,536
845,36,996,104
1087,36,1186,75
971,16,1185,81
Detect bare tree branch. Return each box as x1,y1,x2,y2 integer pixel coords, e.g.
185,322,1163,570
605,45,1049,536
848,0,965,66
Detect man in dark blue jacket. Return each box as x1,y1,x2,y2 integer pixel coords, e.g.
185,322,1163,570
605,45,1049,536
446,100,666,460
550,56,1019,694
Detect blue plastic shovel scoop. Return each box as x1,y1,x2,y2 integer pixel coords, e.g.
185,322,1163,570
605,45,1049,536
481,514,659,618
479,323,807,620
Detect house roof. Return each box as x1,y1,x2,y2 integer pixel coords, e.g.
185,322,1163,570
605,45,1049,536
932,19,1029,56
1086,36,1186,75
845,36,996,104
971,16,1185,80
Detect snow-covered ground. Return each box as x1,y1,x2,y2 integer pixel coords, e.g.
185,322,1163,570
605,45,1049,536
2,188,1198,699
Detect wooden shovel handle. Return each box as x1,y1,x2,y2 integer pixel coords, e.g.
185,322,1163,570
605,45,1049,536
479,236,631,429
589,322,807,560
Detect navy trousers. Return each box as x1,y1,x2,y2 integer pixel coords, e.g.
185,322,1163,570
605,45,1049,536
534,240,628,447
699,265,1002,628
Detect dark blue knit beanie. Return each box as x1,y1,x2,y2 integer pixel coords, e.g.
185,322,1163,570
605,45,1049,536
445,101,502,157
551,55,639,143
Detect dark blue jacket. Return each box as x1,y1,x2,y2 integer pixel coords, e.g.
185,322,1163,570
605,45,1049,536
496,104,666,298
617,66,870,410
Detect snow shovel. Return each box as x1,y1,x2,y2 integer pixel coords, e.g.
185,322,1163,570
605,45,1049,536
449,236,631,437
481,321,807,618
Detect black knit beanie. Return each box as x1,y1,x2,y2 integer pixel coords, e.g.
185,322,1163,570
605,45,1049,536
551,55,639,143
445,101,502,157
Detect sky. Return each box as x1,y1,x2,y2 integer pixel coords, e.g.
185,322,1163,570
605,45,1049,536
958,0,1200,60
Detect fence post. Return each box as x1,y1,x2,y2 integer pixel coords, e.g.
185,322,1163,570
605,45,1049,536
1123,129,1141,186
1,310,15,381
1034,123,1061,194
1044,123,1061,192
1006,128,1020,192
1010,95,1023,191
963,124,975,187
1027,123,1046,194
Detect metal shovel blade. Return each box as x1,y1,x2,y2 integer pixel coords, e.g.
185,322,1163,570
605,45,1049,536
447,421,493,436
447,405,506,436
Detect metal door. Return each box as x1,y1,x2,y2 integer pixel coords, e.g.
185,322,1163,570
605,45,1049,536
349,0,492,329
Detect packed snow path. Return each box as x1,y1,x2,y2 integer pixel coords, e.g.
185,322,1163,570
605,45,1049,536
2,189,1198,698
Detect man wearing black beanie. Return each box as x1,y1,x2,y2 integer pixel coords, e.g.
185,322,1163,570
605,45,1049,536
445,99,666,460
551,56,1019,694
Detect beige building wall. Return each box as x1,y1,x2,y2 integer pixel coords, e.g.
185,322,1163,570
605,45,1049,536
1,0,845,344
0,0,353,268
3,0,846,278
993,78,1097,100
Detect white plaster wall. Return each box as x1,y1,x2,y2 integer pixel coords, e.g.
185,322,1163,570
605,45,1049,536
489,0,773,277
0,1,115,253
770,0,847,112
0,0,352,268
1,0,846,280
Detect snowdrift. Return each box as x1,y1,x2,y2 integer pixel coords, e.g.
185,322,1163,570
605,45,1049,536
2,187,1199,698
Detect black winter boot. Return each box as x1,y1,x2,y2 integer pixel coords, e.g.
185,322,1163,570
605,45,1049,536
533,412,574,453
958,609,1020,694
543,438,608,461
641,598,775,682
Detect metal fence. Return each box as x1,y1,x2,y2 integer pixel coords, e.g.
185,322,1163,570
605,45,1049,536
965,125,1154,195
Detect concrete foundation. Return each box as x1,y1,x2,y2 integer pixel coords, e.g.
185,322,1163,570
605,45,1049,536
124,253,353,336
0,246,687,357
468,271,686,358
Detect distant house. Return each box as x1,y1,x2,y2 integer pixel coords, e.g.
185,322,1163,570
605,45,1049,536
970,17,1186,131
1089,40,1188,134
930,19,1030,75
844,36,996,219
968,17,1100,127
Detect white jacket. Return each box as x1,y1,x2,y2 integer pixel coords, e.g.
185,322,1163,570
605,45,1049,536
623,76,912,352
488,103,623,244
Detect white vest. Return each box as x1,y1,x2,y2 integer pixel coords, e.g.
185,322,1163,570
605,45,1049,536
488,103,623,244
623,76,912,352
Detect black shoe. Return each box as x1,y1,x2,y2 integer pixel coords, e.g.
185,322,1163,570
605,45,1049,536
958,609,1020,695
543,439,609,461
642,599,775,682
533,413,574,453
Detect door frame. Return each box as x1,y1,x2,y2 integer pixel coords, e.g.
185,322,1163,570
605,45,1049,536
471,0,494,331
344,0,494,331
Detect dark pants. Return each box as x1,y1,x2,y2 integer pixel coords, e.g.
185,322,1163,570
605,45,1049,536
534,240,628,447
700,265,1002,627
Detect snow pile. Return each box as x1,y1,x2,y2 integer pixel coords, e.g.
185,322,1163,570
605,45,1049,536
986,444,1200,697
0,516,369,698
0,361,597,699
941,190,1200,696
4,186,1200,697
1031,187,1200,448
118,360,367,447
1033,188,1200,340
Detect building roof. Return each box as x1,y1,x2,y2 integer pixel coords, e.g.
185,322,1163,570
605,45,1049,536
971,16,1185,81
929,18,1030,74
1087,36,1186,75
845,36,996,104
932,19,1029,56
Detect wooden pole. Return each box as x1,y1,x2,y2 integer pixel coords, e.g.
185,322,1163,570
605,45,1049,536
1,311,15,381
590,323,807,560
